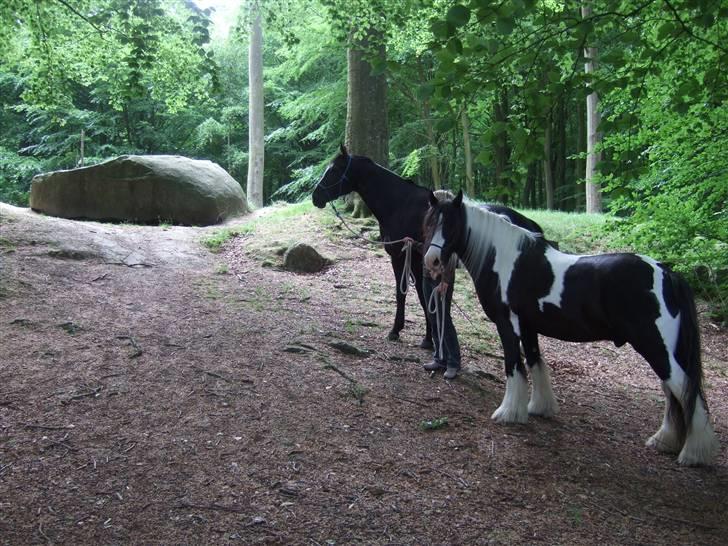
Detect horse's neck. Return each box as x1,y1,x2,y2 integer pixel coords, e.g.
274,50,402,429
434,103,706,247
460,205,532,280
352,162,407,223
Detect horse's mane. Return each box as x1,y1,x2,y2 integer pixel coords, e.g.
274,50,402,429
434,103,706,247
357,156,422,188
461,202,541,281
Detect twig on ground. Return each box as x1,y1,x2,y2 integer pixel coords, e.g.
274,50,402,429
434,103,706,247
117,335,142,358
204,371,230,382
25,424,74,431
643,509,719,531
38,522,51,544
175,501,246,513
62,386,103,404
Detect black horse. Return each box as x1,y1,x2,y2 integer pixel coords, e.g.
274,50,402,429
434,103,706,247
312,145,545,349
423,190,718,466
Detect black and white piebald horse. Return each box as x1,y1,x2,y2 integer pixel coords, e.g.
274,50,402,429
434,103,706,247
312,145,545,349
423,190,718,466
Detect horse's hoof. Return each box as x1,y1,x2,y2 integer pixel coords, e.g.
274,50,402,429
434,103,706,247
387,332,400,341
419,338,434,350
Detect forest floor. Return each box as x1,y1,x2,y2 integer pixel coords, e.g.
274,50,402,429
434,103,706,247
1,201,727,545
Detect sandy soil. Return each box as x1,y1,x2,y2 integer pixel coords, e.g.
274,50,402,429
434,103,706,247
1,202,727,545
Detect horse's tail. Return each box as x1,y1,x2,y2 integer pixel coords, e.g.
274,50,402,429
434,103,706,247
669,269,706,431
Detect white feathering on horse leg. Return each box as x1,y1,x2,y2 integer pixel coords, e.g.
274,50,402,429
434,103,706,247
492,371,529,423
528,359,559,417
677,396,719,466
646,383,682,454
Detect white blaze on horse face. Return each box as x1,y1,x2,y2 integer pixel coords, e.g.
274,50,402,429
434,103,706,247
424,213,445,273
537,246,581,312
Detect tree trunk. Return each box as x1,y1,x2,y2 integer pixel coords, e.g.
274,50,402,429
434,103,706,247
543,119,555,210
575,94,586,211
346,28,388,218
582,3,602,213
246,3,264,209
462,107,474,196
522,162,536,208
493,86,511,203
418,59,440,190
555,93,567,205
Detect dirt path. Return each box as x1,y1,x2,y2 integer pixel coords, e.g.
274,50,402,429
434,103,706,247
1,202,727,545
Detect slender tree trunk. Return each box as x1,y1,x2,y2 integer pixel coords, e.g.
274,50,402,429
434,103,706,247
461,107,474,196
576,95,586,211
543,119,555,210
246,3,264,208
122,104,135,148
418,59,440,189
582,3,602,213
555,93,567,203
493,86,511,203
345,28,388,217
79,129,85,167
522,162,536,208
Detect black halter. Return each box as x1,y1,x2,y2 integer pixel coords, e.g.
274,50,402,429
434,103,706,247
319,155,352,201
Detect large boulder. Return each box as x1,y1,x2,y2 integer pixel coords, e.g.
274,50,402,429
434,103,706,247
30,155,248,225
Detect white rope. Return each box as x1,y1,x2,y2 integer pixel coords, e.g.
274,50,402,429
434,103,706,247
428,285,446,361
399,240,416,295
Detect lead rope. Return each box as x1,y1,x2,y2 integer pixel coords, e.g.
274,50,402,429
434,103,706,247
399,240,415,295
428,286,446,360
330,202,416,295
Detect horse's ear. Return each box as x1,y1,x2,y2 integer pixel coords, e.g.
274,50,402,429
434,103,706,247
339,143,349,157
428,191,439,208
453,189,463,207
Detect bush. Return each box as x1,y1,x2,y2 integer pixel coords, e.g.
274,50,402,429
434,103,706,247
0,148,42,206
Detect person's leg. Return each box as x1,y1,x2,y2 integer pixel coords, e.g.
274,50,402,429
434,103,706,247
422,273,445,371
441,284,461,379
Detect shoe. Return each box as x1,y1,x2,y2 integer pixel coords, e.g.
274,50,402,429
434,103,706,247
443,366,460,380
423,360,446,372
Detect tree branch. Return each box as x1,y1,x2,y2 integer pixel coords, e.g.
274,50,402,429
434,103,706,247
663,0,727,54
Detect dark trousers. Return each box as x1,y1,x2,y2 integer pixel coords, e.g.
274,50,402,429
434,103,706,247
423,273,461,369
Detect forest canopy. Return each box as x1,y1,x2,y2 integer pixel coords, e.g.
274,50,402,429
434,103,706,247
0,0,726,312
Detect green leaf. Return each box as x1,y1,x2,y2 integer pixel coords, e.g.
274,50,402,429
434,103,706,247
447,37,463,55
416,83,435,101
696,13,714,28
495,16,514,35
436,117,456,132
431,20,453,40
657,22,676,41
446,5,471,27
476,149,492,164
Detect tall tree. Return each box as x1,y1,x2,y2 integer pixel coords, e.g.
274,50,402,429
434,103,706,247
246,0,264,208
582,2,602,213
345,26,388,217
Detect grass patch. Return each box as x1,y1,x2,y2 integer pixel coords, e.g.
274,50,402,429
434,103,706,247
202,224,255,252
0,236,16,252
420,416,449,431
517,209,619,254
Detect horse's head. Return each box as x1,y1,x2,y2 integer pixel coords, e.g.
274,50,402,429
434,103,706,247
423,189,465,275
312,144,356,208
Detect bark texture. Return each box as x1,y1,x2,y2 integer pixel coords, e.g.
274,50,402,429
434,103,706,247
247,5,265,209
582,3,603,213
345,29,388,217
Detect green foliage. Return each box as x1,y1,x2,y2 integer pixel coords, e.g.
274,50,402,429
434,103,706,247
0,148,41,205
606,100,728,320
420,416,449,430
